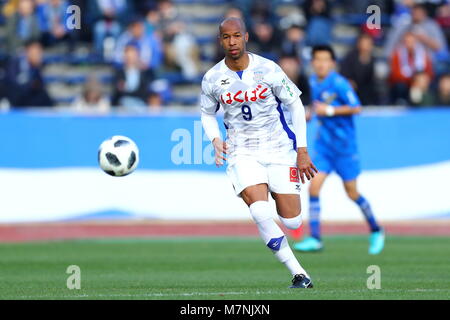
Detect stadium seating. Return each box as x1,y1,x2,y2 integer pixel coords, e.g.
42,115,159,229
6,0,450,108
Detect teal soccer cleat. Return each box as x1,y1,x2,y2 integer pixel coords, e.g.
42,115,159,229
369,229,385,255
293,237,323,252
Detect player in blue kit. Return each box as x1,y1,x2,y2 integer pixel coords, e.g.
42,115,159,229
293,45,385,255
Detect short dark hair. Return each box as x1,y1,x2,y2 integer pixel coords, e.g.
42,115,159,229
24,38,42,49
312,45,336,61
219,17,247,35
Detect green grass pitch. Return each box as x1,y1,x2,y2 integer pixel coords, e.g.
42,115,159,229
0,236,448,300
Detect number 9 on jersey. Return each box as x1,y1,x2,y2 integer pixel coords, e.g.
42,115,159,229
241,105,252,121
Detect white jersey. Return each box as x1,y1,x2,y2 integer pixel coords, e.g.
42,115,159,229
200,52,302,162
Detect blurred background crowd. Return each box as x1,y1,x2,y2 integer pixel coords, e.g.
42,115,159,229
0,0,449,112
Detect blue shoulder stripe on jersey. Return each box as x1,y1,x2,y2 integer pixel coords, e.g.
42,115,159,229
215,102,220,113
236,70,243,80
276,98,297,150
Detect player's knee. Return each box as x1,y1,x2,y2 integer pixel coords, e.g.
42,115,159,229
279,214,302,230
346,189,359,201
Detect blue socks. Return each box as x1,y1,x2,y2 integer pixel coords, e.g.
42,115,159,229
309,195,380,240
309,196,321,240
355,196,380,232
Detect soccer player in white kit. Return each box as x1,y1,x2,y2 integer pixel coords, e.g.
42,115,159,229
201,18,317,288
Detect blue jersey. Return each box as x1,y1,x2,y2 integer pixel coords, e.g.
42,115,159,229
309,71,361,156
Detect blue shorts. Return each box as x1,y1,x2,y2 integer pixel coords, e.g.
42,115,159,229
312,150,361,181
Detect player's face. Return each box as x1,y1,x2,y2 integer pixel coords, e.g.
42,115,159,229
219,22,248,60
312,51,335,79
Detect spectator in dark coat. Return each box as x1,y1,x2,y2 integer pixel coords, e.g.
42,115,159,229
6,40,54,108
248,19,281,61
112,44,153,109
280,24,306,64
340,33,379,105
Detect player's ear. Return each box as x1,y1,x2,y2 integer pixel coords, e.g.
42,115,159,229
245,32,249,43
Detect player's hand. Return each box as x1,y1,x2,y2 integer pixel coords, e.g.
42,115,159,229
296,147,318,184
212,137,228,167
313,101,330,116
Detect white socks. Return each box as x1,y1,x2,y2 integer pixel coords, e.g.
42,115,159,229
249,201,308,277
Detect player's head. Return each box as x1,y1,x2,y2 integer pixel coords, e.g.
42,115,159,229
311,45,336,79
219,17,248,60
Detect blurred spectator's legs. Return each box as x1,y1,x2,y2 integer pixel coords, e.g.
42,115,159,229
148,93,162,111
119,96,147,110
13,87,54,108
0,79,8,110
433,54,450,77
390,83,409,105
41,31,78,54
94,20,121,59
150,78,172,105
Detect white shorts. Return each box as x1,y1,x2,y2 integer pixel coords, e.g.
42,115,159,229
226,150,301,197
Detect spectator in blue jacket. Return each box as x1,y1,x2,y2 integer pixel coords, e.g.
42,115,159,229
36,0,75,49
93,0,128,59
302,0,333,46
113,15,163,70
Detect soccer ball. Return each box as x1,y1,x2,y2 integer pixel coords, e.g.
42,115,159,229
98,135,139,176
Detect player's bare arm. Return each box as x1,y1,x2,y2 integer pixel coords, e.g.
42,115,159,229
313,101,362,116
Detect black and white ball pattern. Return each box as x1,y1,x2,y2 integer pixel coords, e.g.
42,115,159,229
98,136,139,176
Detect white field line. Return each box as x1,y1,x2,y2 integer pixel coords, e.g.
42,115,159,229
9,288,450,299
13,291,252,299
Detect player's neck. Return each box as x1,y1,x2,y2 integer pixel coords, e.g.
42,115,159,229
225,52,250,72
317,70,334,81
